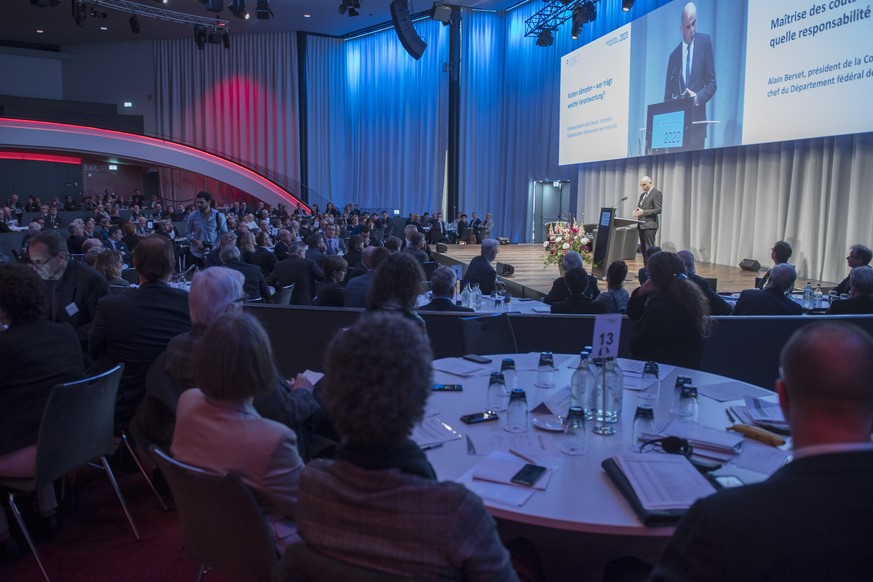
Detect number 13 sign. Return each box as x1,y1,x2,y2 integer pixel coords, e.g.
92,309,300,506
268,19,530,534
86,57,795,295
592,314,622,358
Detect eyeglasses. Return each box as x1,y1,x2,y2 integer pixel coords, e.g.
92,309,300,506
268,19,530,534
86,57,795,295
29,254,59,268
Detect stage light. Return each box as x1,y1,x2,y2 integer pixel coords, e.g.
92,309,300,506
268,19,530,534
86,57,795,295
222,31,231,49
536,29,553,47
256,0,272,19
622,0,635,12
429,2,452,25
73,1,87,27
578,1,596,24
571,18,581,40
194,25,208,50
229,0,249,20
339,0,361,17
129,14,140,34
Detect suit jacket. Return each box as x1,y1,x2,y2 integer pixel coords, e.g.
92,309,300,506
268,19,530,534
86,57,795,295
252,247,278,278
172,389,303,551
689,273,732,315
832,274,852,296
0,319,85,455
343,270,373,308
637,188,662,231
650,451,873,582
826,295,873,315
551,293,608,315
629,289,704,369
223,259,271,302
314,281,345,307
45,259,108,344
305,246,326,268
324,236,346,256
267,256,324,306
462,256,498,295
733,287,803,316
664,32,716,147
543,274,601,304
419,297,474,313
403,245,429,263
273,240,290,262
89,281,191,426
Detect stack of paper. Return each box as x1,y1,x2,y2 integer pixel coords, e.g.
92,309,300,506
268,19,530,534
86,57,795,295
431,358,493,378
612,453,717,511
411,417,463,448
459,452,558,507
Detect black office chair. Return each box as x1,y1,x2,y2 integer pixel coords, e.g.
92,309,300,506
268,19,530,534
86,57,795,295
271,283,295,305
276,542,426,581
0,365,140,582
149,447,277,582
459,313,518,355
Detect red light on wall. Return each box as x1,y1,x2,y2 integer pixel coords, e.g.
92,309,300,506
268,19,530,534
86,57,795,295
0,152,82,164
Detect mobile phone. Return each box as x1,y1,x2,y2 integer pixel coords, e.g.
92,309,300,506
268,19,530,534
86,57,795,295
460,411,499,424
433,384,463,392
463,354,492,364
713,475,744,489
518,297,533,302
510,463,547,487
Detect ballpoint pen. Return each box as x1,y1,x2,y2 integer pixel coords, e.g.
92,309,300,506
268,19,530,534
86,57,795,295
725,408,736,423
420,442,444,452
509,449,536,464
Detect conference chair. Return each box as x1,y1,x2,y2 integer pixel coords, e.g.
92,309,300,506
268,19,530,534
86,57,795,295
0,365,140,582
271,283,295,305
703,277,718,292
149,447,277,582
459,313,519,355
275,542,427,582
121,268,139,285
421,261,437,281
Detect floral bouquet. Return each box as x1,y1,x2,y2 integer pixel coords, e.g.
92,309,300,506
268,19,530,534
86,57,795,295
543,218,592,268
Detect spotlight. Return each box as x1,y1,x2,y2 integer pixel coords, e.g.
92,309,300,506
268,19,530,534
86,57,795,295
571,12,581,40
622,0,635,12
129,14,140,34
578,1,596,24
89,8,108,19
194,26,208,50
429,2,452,25
222,31,231,49
153,0,168,3
536,29,553,47
229,0,249,19
339,0,360,17
256,0,272,19
73,1,87,27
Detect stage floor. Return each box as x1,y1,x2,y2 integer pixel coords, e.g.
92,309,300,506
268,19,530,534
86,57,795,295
439,243,834,297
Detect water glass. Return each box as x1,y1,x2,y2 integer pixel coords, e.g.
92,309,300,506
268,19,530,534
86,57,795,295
536,352,555,388
504,389,529,433
674,385,699,423
638,361,660,400
630,405,655,452
560,407,588,456
486,372,508,412
500,358,517,392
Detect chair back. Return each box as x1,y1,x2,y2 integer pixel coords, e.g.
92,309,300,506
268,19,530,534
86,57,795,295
272,283,295,305
34,364,124,488
276,542,426,582
121,268,139,284
131,351,179,451
421,261,437,281
459,313,518,355
703,277,718,292
149,447,277,582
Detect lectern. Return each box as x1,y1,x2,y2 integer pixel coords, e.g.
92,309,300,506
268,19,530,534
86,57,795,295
591,207,641,279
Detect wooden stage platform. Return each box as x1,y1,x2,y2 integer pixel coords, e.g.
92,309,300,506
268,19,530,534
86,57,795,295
437,243,835,297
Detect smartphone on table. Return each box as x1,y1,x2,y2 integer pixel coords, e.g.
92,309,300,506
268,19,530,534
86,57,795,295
510,463,548,486
433,384,463,392
460,411,499,424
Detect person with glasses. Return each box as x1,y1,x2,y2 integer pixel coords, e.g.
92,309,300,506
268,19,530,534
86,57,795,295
832,244,872,296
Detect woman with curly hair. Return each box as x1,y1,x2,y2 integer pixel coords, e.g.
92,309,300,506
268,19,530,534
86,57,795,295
628,251,711,369
94,249,129,288
365,252,426,332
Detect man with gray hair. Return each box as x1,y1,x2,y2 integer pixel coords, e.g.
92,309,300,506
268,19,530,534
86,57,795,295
461,238,505,295
827,266,873,315
268,240,324,306
420,266,474,312
676,250,732,315
219,244,271,302
632,176,662,262
544,250,600,304
833,244,872,296
733,263,802,315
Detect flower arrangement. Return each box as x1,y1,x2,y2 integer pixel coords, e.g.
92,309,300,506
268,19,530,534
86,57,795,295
543,219,592,268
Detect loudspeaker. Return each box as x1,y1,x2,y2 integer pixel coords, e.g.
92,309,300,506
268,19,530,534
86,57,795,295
496,237,510,245
739,259,761,272
496,262,515,277
390,0,427,60
435,243,448,253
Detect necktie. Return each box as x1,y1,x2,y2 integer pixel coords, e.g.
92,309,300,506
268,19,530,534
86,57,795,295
685,44,691,87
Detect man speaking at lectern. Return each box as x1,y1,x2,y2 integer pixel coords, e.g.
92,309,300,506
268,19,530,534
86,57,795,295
664,2,716,149
633,176,662,263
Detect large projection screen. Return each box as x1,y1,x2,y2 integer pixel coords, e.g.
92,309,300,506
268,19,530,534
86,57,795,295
559,0,873,165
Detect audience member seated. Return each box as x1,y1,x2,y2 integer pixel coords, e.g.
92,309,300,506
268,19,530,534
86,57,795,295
285,313,519,581
219,244,271,302
343,235,364,269
595,260,630,314
543,251,600,304
550,267,607,314
267,241,324,306
251,231,278,278
239,231,257,264
826,266,873,315
676,250,732,315
314,256,347,307
28,229,107,345
462,239,506,296
384,235,403,252
89,235,191,428
0,265,85,560
456,213,472,244
628,251,711,369
171,313,304,552
649,322,873,581
67,222,87,255
402,231,429,263
94,249,129,288
366,252,426,332
733,264,803,316
636,245,661,285
344,246,390,308
833,244,872,296
419,266,474,312
757,240,793,289
304,233,326,268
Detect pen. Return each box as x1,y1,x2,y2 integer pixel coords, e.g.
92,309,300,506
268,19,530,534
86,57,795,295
420,443,444,452
509,449,536,464
725,408,736,423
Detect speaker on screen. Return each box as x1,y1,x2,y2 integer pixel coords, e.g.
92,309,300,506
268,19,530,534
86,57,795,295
739,259,761,272
390,0,427,60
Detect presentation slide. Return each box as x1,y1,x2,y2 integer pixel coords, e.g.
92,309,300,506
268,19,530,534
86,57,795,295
558,0,873,166
743,0,873,144
559,23,632,165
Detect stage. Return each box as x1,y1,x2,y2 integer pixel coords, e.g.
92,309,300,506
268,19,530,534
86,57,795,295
436,244,836,298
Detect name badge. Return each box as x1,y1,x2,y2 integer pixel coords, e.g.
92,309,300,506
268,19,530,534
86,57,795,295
65,302,80,317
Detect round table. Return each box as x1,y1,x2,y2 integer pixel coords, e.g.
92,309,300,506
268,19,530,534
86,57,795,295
426,354,776,536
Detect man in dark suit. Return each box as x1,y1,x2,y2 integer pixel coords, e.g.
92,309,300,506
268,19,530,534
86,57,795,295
544,251,600,304
220,245,271,302
827,266,873,315
677,250,732,315
89,235,191,427
251,231,278,278
403,232,429,263
832,244,872,296
664,1,716,149
462,239,505,296
633,176,662,263
650,322,873,581
305,233,327,268
267,241,324,306
274,229,292,261
551,268,606,315
756,240,793,290
344,247,390,308
103,225,130,260
419,266,474,313
733,264,802,316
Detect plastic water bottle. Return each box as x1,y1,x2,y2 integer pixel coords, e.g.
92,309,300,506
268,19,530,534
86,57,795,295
570,351,590,409
603,358,623,424
473,284,482,310
813,284,823,308
584,358,602,420
802,282,814,309
460,283,472,309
